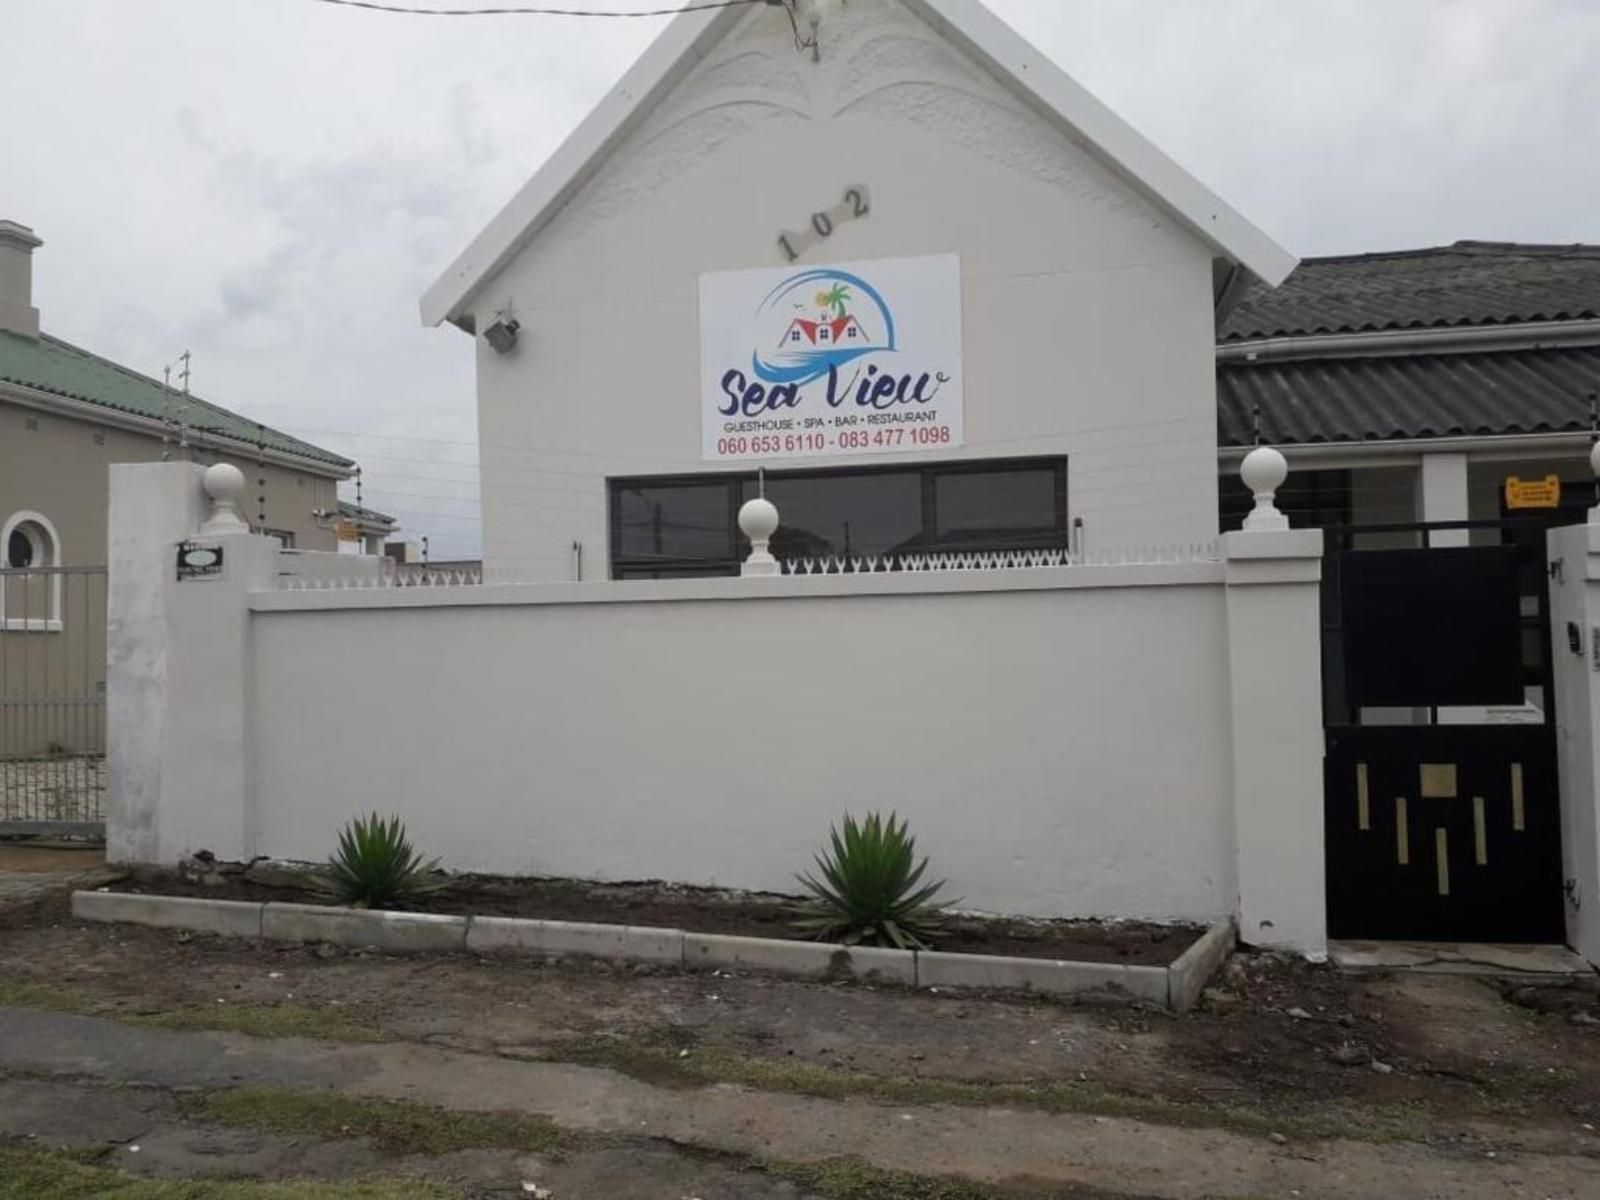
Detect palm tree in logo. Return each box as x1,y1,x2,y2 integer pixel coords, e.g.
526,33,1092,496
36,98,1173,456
815,283,852,319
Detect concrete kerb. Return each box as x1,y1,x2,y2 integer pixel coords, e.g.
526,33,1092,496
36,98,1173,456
68,892,1232,1009
468,915,683,963
684,931,916,985
914,948,1170,1005
1167,919,1237,1013
71,889,264,939
261,903,469,952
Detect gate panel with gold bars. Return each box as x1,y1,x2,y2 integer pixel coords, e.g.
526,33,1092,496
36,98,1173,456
1325,726,1563,942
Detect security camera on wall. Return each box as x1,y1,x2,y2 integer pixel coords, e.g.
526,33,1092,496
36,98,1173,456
483,313,520,355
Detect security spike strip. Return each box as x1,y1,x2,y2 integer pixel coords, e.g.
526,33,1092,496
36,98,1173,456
773,544,1208,577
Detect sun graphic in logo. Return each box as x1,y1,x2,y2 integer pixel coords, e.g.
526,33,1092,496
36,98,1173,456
814,284,852,318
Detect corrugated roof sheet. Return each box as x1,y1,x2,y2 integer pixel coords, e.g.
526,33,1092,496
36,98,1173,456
337,499,397,526
1217,345,1600,449
0,329,352,470
1221,242,1600,343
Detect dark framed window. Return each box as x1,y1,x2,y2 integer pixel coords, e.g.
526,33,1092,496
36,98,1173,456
251,526,297,549
609,457,1068,579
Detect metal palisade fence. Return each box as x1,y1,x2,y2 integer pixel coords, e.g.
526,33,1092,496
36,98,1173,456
0,565,107,837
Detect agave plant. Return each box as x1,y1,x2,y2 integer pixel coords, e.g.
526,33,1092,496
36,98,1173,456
794,812,953,950
323,813,443,908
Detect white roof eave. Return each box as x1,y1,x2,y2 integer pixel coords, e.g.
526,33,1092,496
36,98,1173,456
419,0,1295,329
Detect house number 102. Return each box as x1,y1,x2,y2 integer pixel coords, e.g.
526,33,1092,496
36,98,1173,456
777,185,872,262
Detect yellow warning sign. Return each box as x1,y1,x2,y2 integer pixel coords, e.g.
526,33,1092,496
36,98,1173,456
1504,475,1561,510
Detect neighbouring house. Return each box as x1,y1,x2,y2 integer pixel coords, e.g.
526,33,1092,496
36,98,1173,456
1215,242,1600,732
336,500,400,557
0,220,381,568
0,217,393,792
1217,241,1600,534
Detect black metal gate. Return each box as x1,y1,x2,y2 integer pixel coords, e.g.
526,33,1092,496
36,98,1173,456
1323,519,1566,943
0,565,107,838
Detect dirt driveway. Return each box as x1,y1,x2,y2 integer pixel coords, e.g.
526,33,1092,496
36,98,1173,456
1,888,1598,1198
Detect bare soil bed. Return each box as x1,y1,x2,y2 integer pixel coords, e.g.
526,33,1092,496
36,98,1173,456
112,862,1201,966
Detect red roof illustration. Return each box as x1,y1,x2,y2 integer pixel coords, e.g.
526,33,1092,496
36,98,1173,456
780,314,867,347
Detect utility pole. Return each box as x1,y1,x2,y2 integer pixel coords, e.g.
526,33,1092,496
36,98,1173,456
256,422,268,531
160,365,174,460
175,350,191,457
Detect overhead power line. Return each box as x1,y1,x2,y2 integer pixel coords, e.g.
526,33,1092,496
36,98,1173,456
310,0,762,17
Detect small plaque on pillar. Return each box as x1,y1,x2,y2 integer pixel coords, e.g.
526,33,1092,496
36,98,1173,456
176,541,225,581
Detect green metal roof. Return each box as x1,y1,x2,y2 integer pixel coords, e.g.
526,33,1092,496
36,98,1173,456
0,329,354,471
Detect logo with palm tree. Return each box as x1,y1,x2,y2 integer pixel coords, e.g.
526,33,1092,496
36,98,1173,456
815,283,852,319
754,268,895,387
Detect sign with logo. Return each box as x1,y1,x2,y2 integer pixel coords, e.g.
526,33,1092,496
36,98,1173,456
175,541,224,581
1505,475,1561,510
699,253,963,462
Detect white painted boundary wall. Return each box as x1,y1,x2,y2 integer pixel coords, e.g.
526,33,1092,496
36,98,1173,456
1545,521,1600,964
108,464,1327,950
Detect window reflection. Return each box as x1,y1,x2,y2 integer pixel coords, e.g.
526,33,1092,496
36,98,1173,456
610,458,1067,579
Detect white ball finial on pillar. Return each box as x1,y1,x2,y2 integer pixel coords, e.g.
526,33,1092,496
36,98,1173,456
198,462,250,535
1589,440,1600,525
739,495,781,577
1240,445,1290,532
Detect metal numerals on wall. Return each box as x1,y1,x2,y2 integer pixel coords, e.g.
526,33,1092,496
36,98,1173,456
778,185,871,262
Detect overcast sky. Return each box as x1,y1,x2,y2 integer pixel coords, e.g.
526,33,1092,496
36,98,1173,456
4,0,1596,557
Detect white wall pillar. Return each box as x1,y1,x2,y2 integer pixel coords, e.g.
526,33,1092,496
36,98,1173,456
106,462,277,864
1225,529,1328,954
1420,452,1470,547
106,463,206,863
1224,447,1327,955
1546,520,1600,965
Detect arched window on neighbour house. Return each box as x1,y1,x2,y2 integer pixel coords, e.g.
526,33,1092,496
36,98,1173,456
1,511,62,631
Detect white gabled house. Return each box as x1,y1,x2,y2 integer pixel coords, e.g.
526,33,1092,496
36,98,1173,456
422,0,1294,579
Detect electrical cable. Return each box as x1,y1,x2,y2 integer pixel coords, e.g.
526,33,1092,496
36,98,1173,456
309,0,819,56
310,0,760,17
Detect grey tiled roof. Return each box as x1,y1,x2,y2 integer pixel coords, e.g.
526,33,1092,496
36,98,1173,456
1217,242,1600,448
1217,345,1600,449
1221,242,1600,343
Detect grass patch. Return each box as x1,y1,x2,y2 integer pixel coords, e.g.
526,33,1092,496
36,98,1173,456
186,1087,563,1157
0,981,90,1014
0,1143,456,1200
125,1004,385,1044
0,981,382,1045
767,1157,1003,1200
560,1035,1422,1145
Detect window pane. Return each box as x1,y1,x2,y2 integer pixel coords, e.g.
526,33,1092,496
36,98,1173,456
743,472,923,559
616,564,735,580
7,529,34,569
934,468,1059,546
616,482,734,564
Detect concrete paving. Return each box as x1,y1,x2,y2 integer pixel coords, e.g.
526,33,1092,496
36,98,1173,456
0,842,114,911
1330,939,1595,976
2,1004,1598,1199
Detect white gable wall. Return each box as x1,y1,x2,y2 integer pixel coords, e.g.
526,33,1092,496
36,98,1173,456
465,1,1221,577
